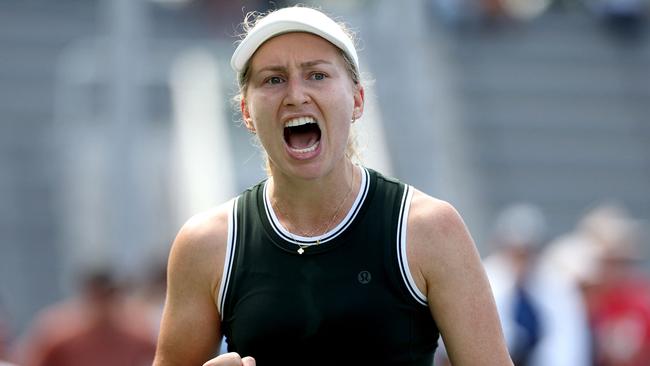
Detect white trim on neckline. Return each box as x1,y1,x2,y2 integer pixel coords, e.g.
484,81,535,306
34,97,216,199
263,166,369,246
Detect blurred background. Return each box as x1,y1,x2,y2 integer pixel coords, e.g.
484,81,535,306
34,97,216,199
0,0,649,364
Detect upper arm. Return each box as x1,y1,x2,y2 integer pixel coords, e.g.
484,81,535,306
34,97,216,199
407,190,512,366
153,203,231,365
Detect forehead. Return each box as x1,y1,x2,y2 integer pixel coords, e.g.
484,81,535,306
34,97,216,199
249,32,344,69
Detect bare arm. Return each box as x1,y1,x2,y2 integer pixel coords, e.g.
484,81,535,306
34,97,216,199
407,190,513,365
153,203,230,365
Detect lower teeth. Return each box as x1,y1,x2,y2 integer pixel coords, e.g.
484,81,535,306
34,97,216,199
291,141,319,153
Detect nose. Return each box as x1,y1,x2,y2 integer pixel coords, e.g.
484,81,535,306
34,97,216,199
283,78,310,106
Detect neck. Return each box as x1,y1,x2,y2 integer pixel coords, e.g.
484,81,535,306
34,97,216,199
269,160,359,235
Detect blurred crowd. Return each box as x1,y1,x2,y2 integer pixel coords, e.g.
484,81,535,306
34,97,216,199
430,0,648,39
0,263,166,366
435,201,650,366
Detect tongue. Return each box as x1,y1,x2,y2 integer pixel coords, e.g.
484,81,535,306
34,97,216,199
287,130,319,149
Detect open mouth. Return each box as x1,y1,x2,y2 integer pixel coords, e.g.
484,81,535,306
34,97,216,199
283,117,321,153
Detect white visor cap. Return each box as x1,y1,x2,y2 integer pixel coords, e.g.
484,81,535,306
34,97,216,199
230,7,359,74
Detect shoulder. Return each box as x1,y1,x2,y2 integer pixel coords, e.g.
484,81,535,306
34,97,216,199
15,301,85,361
168,199,236,297
175,201,232,246
28,300,85,339
405,189,479,294
408,188,469,245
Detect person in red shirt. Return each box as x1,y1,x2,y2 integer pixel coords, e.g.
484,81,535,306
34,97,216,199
586,207,650,366
574,203,650,366
14,268,156,366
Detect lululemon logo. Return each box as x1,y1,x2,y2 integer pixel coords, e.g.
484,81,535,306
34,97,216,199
358,271,372,284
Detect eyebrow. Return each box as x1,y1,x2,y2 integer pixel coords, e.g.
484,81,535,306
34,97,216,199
256,59,334,73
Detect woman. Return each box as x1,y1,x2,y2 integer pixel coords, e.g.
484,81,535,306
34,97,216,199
153,5,512,366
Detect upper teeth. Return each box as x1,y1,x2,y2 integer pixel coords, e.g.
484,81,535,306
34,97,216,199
285,117,316,128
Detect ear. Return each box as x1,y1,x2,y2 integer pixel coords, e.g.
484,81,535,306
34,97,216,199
241,98,256,133
352,86,365,121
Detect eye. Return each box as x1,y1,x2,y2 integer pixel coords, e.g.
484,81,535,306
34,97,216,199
265,76,284,85
310,72,327,81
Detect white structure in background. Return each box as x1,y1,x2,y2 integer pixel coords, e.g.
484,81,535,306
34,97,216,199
169,48,237,226
54,0,157,285
355,84,393,176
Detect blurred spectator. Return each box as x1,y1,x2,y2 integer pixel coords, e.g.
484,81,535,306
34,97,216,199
591,0,648,39
0,299,13,365
547,203,650,366
429,0,506,27
483,203,591,366
12,267,156,366
124,259,168,343
500,0,553,21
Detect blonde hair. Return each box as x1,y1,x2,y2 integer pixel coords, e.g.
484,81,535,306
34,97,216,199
232,6,363,173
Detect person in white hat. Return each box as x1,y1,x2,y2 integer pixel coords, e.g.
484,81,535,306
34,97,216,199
154,5,511,366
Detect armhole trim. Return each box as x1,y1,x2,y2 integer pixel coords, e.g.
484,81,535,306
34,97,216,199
397,185,428,306
217,197,238,319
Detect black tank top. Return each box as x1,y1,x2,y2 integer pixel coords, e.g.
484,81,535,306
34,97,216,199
218,167,439,365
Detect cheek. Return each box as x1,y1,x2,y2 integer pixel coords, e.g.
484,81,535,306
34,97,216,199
247,96,275,127
326,96,355,126
321,81,355,113
325,105,353,146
